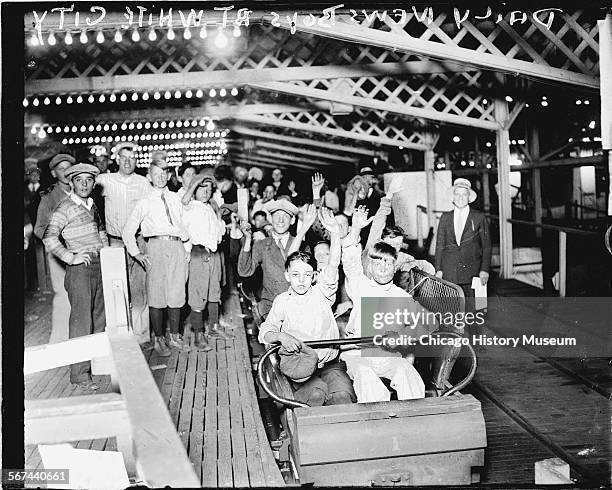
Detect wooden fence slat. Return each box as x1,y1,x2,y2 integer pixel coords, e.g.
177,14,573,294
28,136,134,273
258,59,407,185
168,352,188,428
177,349,198,448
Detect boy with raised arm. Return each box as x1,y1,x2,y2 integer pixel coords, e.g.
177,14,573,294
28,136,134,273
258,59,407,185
341,206,426,403
259,208,356,406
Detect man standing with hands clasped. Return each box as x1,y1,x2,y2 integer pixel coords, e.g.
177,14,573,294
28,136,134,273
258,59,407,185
434,178,491,344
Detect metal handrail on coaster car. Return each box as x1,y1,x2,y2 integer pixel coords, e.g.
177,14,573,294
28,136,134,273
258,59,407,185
257,333,478,408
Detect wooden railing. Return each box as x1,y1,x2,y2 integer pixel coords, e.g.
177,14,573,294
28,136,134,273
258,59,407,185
24,247,199,488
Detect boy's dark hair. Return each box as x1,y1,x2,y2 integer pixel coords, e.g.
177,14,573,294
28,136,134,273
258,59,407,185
369,241,398,261
285,251,317,271
214,164,233,182
381,225,405,239
178,163,195,177
253,210,267,221
314,240,330,249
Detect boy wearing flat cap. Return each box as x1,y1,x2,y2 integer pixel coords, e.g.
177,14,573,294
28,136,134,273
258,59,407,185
181,171,230,350
43,163,108,391
122,161,190,356
238,199,316,319
35,153,75,343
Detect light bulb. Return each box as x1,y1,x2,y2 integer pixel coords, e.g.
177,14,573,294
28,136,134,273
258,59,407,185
183,27,191,39
199,25,208,38
132,29,140,42
219,88,227,97
38,128,46,139
23,98,29,107
196,89,203,98
174,90,181,99
55,96,62,105
31,126,38,134
48,31,56,46
209,88,217,97
88,94,94,103
206,120,215,131
142,92,149,100
230,87,238,96
452,136,460,143
214,27,228,48
114,30,122,42
96,30,104,43
28,32,40,47
43,97,50,105
66,96,73,104
76,95,83,104
505,95,513,103
167,28,175,40
164,91,171,99
120,93,127,102
132,93,138,101
80,30,88,44
109,93,116,102
99,94,105,103
65,31,73,45
185,90,192,98
233,25,241,37
148,29,157,41
154,91,161,100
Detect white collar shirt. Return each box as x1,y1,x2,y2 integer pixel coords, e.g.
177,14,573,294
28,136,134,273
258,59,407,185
453,206,470,246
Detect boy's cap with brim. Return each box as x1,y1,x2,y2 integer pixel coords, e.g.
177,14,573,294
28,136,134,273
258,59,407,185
278,345,318,383
49,154,76,170
264,199,299,217
64,163,100,180
112,142,140,153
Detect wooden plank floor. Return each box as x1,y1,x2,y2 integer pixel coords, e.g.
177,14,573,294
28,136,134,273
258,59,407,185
24,289,285,487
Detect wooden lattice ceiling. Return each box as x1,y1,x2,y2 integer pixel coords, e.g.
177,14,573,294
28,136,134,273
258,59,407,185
24,7,603,171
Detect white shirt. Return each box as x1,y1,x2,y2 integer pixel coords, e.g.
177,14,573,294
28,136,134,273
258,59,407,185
122,188,189,257
182,200,225,252
271,232,290,250
453,205,470,246
70,193,94,211
259,269,340,366
96,172,152,237
28,183,40,193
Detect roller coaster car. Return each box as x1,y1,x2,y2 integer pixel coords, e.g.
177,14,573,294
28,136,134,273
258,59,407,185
257,269,486,486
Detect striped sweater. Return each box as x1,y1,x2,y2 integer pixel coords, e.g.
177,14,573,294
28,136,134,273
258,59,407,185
43,194,108,265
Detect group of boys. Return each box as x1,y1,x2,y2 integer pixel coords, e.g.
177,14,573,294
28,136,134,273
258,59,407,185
38,146,232,391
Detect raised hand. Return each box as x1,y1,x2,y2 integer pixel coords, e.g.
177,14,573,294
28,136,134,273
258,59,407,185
302,203,317,229
351,205,374,230
318,207,340,235
311,172,325,197
239,219,252,237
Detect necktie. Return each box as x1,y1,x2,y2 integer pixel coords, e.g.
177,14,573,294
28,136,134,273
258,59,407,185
276,238,286,260
455,210,463,246
161,193,174,226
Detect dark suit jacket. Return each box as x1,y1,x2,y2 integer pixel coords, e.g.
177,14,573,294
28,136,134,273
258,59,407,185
434,208,491,285
237,235,297,319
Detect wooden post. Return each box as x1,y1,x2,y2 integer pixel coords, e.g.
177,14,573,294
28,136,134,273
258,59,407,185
495,100,513,279
416,208,423,248
529,126,542,239
482,171,490,214
558,231,567,297
598,13,612,214
423,133,437,232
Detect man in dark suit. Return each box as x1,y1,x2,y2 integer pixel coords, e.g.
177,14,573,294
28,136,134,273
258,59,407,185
434,178,491,341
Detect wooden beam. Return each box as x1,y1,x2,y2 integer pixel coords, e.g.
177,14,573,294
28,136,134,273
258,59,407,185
503,102,526,131
234,155,316,172
255,148,340,167
26,104,332,126
106,329,199,487
25,61,472,96
255,140,357,163
25,393,130,445
24,332,109,375
277,16,600,89
250,81,500,131
495,99,513,279
234,114,426,149
231,125,376,156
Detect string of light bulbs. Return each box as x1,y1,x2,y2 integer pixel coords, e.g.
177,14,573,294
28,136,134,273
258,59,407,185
23,87,240,108
27,23,243,48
